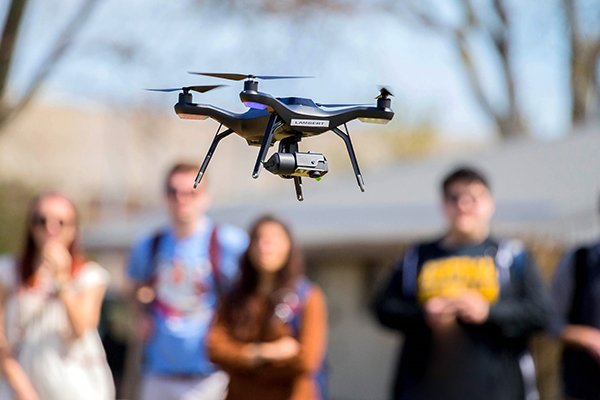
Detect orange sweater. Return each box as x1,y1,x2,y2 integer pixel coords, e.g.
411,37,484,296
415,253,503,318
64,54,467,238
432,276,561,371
207,285,327,400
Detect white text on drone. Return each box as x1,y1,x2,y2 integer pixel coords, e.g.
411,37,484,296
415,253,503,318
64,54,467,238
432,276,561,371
290,119,330,128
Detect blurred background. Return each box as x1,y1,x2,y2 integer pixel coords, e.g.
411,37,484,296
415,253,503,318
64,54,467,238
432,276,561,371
1,0,599,399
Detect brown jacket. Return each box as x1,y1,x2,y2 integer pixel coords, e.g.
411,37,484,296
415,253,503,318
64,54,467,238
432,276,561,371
207,284,327,400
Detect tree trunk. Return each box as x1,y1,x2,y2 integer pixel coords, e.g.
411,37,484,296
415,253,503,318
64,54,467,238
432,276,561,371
0,0,29,112
0,0,100,135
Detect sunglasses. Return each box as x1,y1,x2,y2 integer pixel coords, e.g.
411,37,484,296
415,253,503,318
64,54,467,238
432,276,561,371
31,214,74,229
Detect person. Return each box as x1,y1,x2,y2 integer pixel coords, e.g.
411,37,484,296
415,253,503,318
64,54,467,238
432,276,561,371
372,166,551,400
550,194,600,400
126,162,248,400
0,192,115,400
206,215,328,400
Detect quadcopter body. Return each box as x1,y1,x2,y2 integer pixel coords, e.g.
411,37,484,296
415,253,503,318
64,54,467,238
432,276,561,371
152,73,394,200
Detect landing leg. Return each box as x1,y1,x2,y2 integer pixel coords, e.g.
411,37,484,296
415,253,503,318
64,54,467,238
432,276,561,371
332,125,365,191
279,137,304,201
194,125,234,188
293,177,304,201
252,114,279,179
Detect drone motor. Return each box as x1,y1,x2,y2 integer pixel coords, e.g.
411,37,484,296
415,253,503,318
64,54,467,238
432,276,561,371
264,151,328,179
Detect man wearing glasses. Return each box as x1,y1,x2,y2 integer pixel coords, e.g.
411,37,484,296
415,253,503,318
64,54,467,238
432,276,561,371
373,166,551,400
126,162,248,400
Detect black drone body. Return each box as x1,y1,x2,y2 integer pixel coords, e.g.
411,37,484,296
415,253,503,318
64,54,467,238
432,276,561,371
154,73,394,201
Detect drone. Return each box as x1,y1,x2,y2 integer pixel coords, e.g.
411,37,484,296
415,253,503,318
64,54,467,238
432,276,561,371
148,72,394,201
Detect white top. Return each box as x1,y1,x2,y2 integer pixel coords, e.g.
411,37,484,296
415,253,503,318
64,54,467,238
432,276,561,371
0,258,114,400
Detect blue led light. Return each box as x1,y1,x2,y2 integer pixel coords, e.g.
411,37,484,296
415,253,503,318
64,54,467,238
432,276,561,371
243,101,268,110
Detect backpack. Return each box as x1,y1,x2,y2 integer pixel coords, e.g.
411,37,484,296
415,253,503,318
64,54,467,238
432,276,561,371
288,278,329,400
148,225,223,297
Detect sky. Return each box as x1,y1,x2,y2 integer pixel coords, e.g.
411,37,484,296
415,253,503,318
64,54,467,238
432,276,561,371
3,0,571,140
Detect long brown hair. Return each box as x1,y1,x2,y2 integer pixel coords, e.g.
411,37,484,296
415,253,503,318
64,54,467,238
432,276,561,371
219,215,304,341
18,192,85,286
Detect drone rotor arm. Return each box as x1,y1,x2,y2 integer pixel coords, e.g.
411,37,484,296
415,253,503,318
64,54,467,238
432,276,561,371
175,102,244,131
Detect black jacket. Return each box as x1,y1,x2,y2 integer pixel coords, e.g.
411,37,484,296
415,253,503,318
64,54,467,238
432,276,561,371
373,238,551,400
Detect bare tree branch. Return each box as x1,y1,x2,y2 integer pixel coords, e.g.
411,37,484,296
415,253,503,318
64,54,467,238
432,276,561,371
402,0,456,36
488,0,525,135
563,0,600,126
455,34,497,122
0,0,28,102
401,0,526,138
0,0,101,134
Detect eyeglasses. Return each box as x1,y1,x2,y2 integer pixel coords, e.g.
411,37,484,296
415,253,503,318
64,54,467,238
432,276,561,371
31,214,74,229
444,191,487,205
166,186,200,199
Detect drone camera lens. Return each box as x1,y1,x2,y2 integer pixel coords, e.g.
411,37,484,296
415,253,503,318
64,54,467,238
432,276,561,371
264,151,328,179
264,153,296,175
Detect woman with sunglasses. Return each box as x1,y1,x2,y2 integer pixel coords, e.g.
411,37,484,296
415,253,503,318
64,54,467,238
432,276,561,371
0,192,114,400
207,215,328,400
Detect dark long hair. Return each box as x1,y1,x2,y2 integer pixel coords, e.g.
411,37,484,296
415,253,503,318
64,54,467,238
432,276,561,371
18,192,84,286
219,215,304,341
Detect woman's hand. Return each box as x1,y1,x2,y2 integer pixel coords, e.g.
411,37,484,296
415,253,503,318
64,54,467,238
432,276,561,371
257,336,300,362
41,240,72,285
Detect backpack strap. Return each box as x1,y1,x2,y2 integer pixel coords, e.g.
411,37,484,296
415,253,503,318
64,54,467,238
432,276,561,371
568,246,590,323
288,278,328,400
401,245,420,298
289,278,311,337
495,239,539,400
141,230,166,292
494,240,522,288
209,225,223,298
495,239,526,289
149,230,164,275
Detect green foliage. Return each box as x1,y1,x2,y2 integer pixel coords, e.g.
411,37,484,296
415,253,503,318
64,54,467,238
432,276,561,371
0,180,34,255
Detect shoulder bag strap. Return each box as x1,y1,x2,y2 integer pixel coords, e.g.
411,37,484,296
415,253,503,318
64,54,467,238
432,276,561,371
209,225,223,298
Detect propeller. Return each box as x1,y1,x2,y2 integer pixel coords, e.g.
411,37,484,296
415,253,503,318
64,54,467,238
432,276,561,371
376,87,394,99
145,84,226,93
188,72,314,81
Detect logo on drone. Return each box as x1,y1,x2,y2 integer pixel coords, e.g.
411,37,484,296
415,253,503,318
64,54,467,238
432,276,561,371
290,119,329,128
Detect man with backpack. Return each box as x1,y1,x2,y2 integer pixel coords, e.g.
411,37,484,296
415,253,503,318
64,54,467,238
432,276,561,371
551,194,600,400
126,162,248,400
373,166,551,400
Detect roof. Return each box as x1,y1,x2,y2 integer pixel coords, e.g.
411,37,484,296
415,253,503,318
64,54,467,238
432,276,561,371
83,130,600,250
